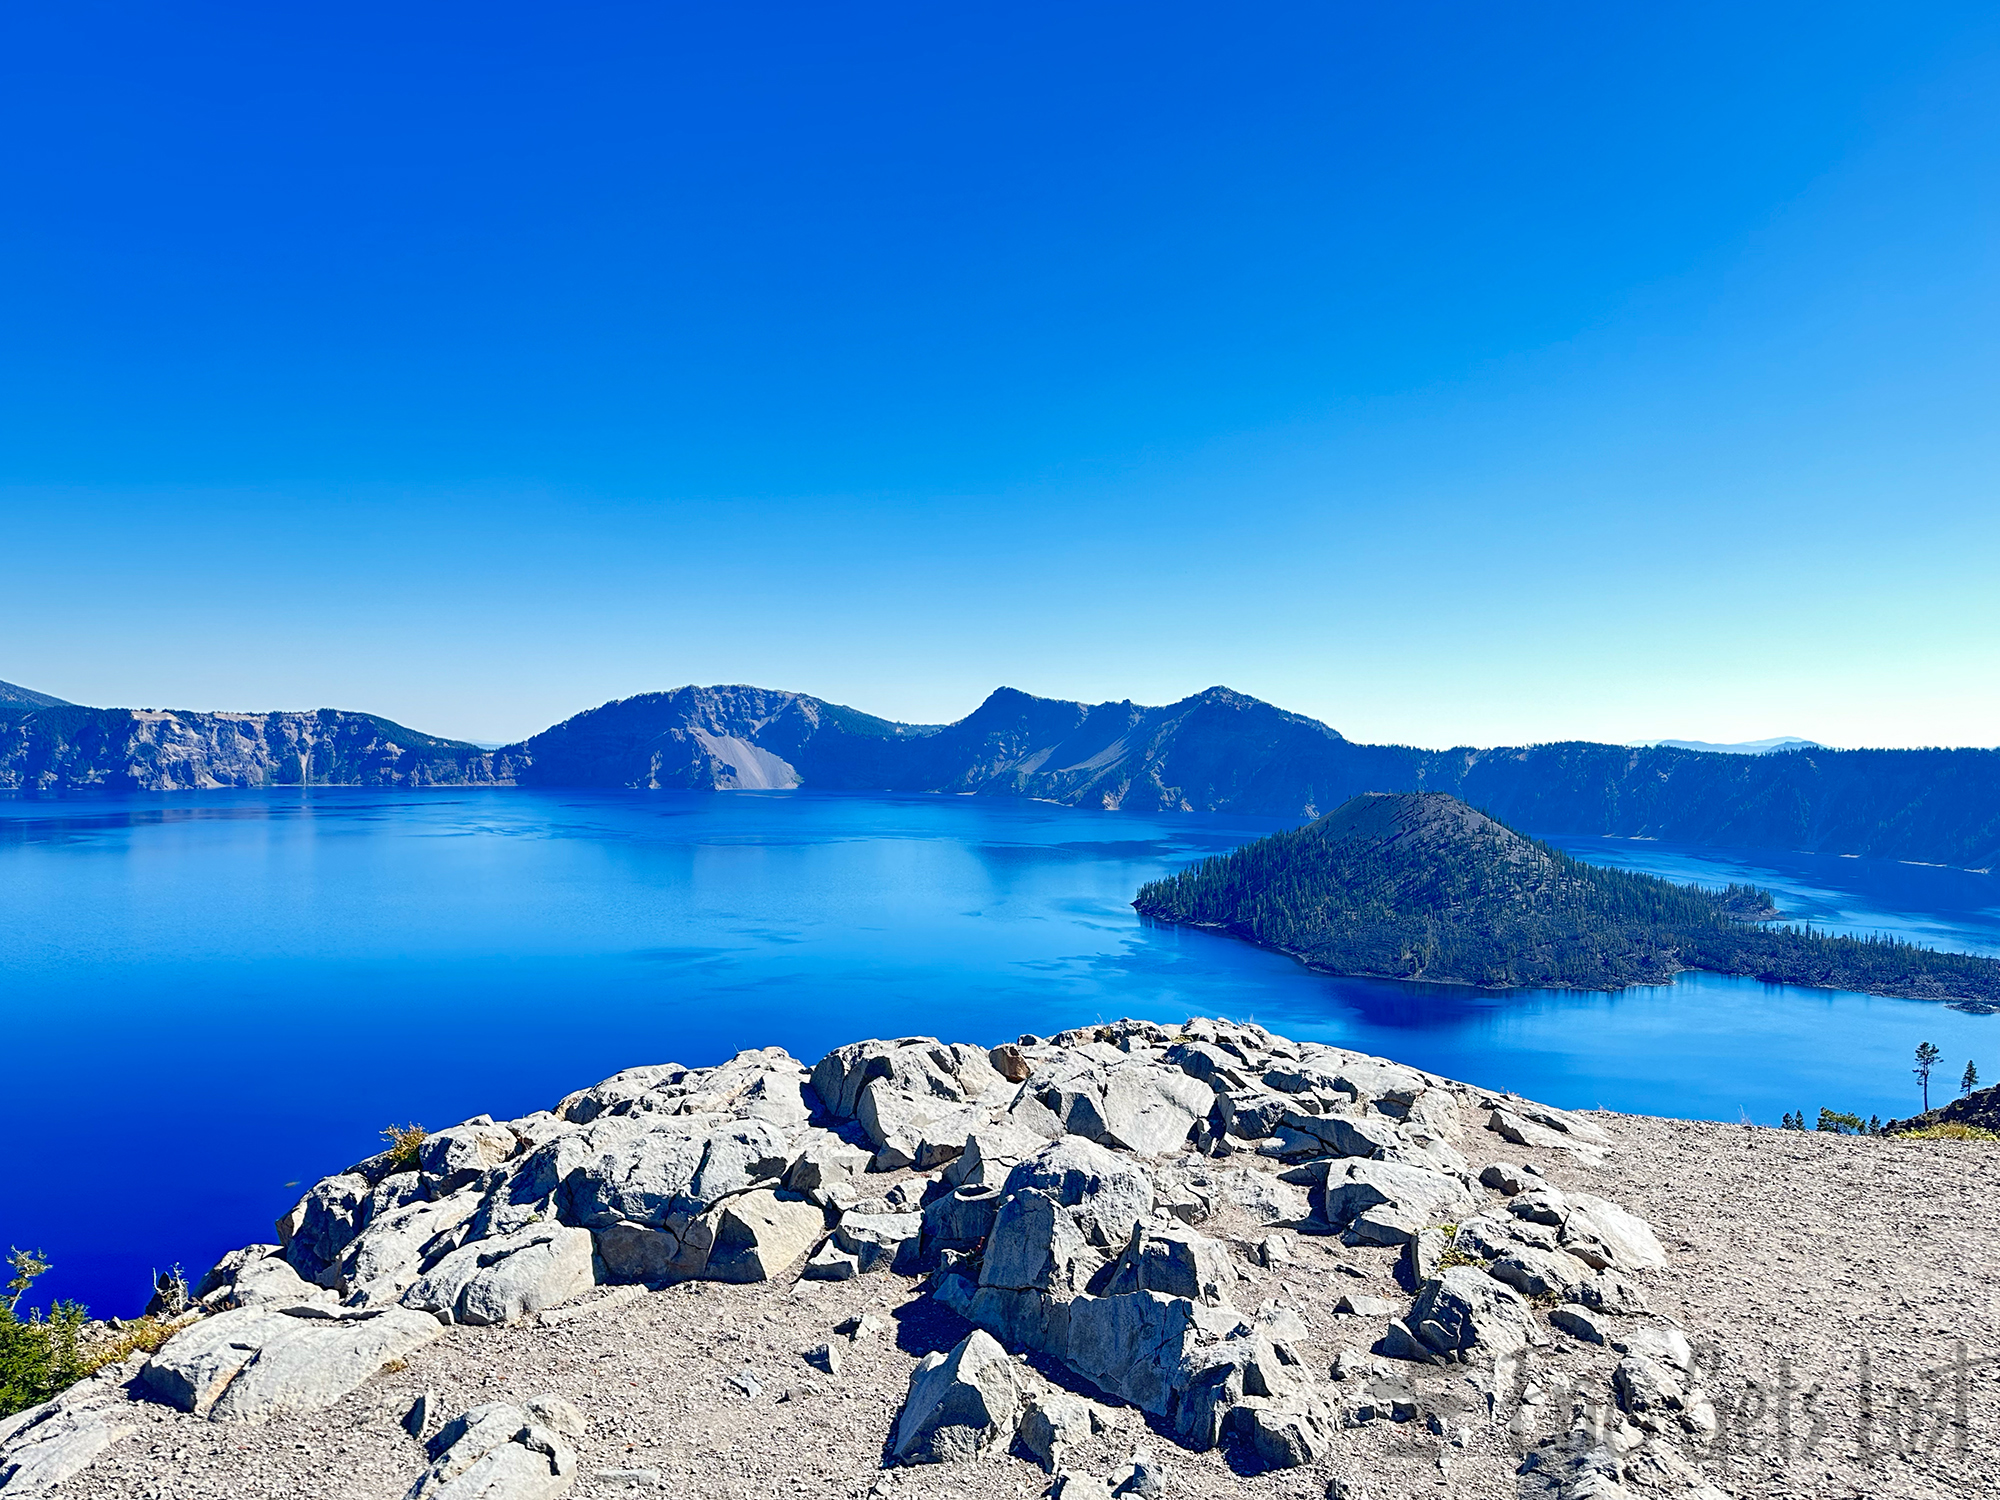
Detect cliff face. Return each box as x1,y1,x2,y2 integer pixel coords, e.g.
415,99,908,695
0,704,520,791
7,678,2000,870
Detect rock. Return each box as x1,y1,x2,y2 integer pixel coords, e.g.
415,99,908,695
1506,1187,1569,1227
1346,1374,1419,1424
1571,1270,1651,1316
1479,1162,1527,1195
1001,1138,1155,1249
1108,1452,1165,1496
1398,1227,1449,1289
922,1184,1003,1255
1055,1475,1116,1500
1615,1322,1692,1370
190,1244,281,1308
811,1038,1005,1122
802,1242,861,1280
725,1369,762,1398
832,1210,923,1275
1612,1354,1686,1429
805,1342,842,1375
0,1399,136,1494
1219,1169,1307,1224
1372,1318,1444,1365
1335,1294,1400,1317
403,1225,597,1325
1018,1389,1102,1471
1098,1065,1215,1156
406,1396,581,1500
836,1312,886,1341
404,1389,435,1438
1317,1160,1472,1232
283,1172,372,1285
989,1043,1033,1082
891,1330,1025,1464
979,1189,1103,1295
1560,1196,1668,1271
1100,1223,1236,1306
143,1303,446,1422
705,1191,826,1283
1486,1245,1591,1298
419,1120,520,1196
784,1131,873,1198
593,1471,664,1492
592,1220,713,1284
1406,1267,1537,1359
230,1254,336,1310
1549,1306,1611,1345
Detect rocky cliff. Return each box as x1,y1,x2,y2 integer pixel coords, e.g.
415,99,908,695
0,705,522,792
8,678,2000,870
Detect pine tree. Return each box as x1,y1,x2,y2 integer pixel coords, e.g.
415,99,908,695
1963,1060,1980,1096
1915,1041,1943,1112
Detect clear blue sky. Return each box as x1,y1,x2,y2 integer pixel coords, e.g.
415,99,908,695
4,3,1998,748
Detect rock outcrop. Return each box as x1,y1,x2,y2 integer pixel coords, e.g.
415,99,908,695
3,1016,1722,1498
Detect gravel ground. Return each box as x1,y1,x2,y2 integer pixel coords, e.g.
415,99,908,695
46,1105,2000,1500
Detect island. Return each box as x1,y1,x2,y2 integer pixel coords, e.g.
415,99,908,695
1133,791,2000,1007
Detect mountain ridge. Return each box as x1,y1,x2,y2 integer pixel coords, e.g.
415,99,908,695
6,679,2000,869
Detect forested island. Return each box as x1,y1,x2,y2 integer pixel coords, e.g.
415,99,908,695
1133,791,2000,1008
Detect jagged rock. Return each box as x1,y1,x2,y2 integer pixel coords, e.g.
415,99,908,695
1487,1245,1591,1298
978,1190,1103,1295
406,1395,584,1499
1218,1168,1307,1223
989,1043,1033,1082
1373,1318,1445,1365
419,1120,521,1196
1508,1187,1570,1227
1018,1389,1107,1471
1559,1196,1667,1271
1335,1293,1400,1317
339,1195,483,1307
190,1245,281,1309
1612,1354,1686,1431
1314,1160,1472,1233
227,1253,336,1310
1098,1066,1215,1156
1571,1270,1651,1316
1549,1306,1611,1346
805,1342,842,1375
922,1184,1003,1255
1101,1223,1235,1305
1615,1322,1692,1370
403,1225,596,1325
706,1191,826,1282
1398,1227,1450,1289
1406,1267,1537,1359
1001,1138,1155,1249
891,1330,1025,1464
1108,1452,1165,1497
832,1210,922,1274
811,1038,1005,1123
783,1131,873,1199
1479,1162,1528,1194
143,1304,445,1421
1054,1475,1115,1500
283,1172,373,1284
801,1243,861,1280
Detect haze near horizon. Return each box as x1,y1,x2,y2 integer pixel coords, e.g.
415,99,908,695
4,3,1998,749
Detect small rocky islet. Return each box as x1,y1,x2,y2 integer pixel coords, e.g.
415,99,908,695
3,1018,1991,1500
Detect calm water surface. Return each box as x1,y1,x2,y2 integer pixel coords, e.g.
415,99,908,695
2,789,1994,1312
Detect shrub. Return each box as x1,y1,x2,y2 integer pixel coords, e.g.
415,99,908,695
380,1122,428,1170
1817,1109,1866,1134
1896,1122,1999,1142
1,1249,89,1420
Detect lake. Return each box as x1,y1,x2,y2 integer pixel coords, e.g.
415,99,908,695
2,788,1995,1314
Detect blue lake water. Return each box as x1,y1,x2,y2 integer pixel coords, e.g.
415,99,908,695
2,788,1996,1314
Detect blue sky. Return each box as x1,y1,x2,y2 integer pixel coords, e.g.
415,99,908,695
3,3,1997,748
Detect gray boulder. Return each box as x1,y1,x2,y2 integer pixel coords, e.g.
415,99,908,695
1406,1266,1537,1360
978,1190,1103,1295
419,1120,520,1196
922,1184,1004,1256
404,1225,596,1325
0,1389,136,1494
1100,1223,1236,1306
1317,1160,1472,1233
1098,1065,1215,1156
1001,1138,1155,1249
705,1191,826,1282
407,1395,585,1500
892,1330,1025,1464
1560,1195,1667,1271
1486,1245,1591,1299
339,1194,482,1307
831,1209,923,1275
144,1304,445,1422
1017,1389,1110,1472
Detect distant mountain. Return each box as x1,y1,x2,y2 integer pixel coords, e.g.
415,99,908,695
0,678,73,712
5,679,2000,870
1635,736,1821,756
1133,792,2000,1005
0,703,521,791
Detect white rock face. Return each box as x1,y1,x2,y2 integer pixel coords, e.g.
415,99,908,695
141,1304,446,1422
